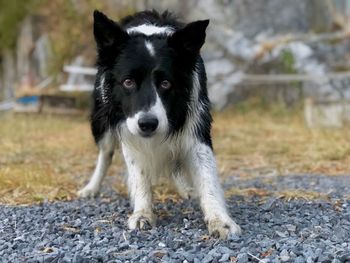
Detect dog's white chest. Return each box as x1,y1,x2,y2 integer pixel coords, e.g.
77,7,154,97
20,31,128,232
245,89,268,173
121,135,184,182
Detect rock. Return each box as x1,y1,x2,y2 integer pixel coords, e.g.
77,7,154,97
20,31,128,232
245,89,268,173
285,224,297,232
237,253,249,263
294,256,306,263
202,254,214,263
206,58,235,78
232,0,332,37
158,242,166,248
280,249,290,262
219,253,230,262
275,230,288,238
208,71,244,110
338,252,350,261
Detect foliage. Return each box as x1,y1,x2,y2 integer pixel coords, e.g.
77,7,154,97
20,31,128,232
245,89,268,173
280,49,296,74
0,0,134,75
0,0,39,52
36,0,135,76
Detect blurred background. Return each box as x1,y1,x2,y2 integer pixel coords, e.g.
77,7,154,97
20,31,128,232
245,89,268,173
1,0,350,204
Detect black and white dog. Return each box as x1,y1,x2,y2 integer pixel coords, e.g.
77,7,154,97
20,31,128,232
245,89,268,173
78,10,241,238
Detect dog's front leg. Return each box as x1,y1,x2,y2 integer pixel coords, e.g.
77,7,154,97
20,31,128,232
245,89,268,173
78,131,116,198
122,144,155,230
187,143,241,239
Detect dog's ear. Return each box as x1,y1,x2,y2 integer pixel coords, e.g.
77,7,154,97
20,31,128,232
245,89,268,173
93,10,129,50
168,20,209,54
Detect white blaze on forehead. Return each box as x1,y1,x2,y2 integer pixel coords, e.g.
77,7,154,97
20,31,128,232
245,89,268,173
126,24,175,36
145,41,155,56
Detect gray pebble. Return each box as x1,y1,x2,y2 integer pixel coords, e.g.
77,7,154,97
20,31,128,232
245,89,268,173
219,253,230,262
280,249,290,262
293,257,306,263
202,254,214,263
237,253,248,263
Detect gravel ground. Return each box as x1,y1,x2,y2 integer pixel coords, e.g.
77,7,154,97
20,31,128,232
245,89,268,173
1,175,350,263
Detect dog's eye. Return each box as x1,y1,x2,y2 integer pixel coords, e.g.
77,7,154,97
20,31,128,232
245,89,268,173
160,80,171,90
122,79,136,89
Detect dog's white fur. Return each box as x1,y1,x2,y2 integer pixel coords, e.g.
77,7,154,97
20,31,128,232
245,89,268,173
78,25,241,238
126,24,175,36
78,130,115,197
145,40,156,57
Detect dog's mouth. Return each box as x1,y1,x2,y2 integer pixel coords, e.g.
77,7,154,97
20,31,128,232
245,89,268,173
139,130,156,138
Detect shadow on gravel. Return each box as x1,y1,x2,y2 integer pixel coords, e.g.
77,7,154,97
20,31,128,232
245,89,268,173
1,174,349,262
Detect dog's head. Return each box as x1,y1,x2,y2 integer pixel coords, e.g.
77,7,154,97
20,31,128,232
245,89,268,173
93,10,209,138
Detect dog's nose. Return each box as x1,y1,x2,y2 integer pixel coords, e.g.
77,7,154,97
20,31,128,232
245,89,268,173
138,115,159,135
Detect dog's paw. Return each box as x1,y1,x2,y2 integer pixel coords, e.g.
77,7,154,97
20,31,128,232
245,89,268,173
207,217,242,239
77,184,99,198
128,211,155,230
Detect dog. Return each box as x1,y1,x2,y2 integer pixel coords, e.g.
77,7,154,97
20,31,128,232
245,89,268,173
78,10,241,239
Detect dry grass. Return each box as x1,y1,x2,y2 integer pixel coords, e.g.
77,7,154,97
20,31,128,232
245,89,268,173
1,105,350,205
224,187,330,202
0,113,122,205
213,105,350,176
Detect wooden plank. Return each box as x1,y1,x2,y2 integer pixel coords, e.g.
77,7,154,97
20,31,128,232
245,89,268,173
63,66,97,75
0,100,15,111
241,71,350,84
60,84,94,92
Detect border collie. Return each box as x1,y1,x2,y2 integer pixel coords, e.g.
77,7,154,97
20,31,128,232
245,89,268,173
78,10,241,239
